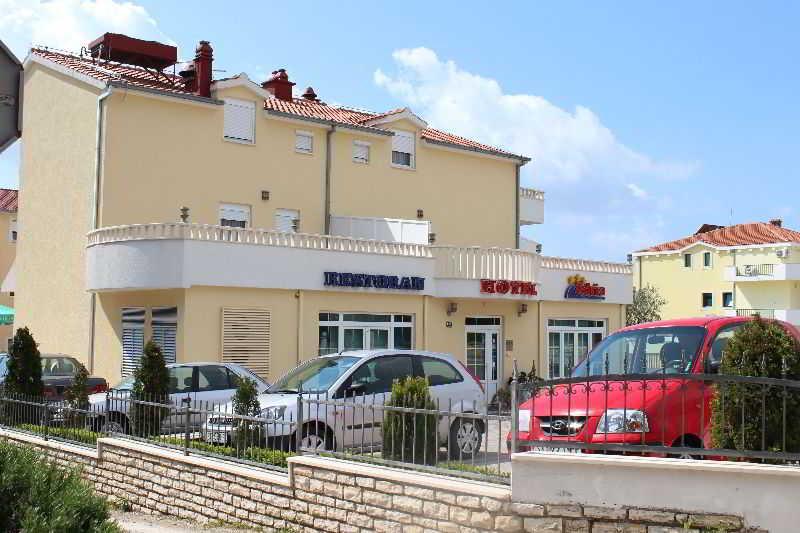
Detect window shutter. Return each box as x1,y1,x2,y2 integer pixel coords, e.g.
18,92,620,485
152,307,177,365
353,141,370,163
121,307,145,377
223,99,255,143
295,131,313,153
219,203,250,227
222,308,271,378
274,208,300,233
391,130,415,167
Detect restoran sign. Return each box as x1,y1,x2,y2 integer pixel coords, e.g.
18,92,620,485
324,271,425,291
564,274,606,300
480,279,537,296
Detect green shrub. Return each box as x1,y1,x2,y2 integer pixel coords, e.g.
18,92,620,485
18,423,99,445
64,361,90,427
0,441,119,532
232,377,261,450
157,436,293,468
382,376,437,465
131,340,170,437
5,327,43,398
711,316,800,453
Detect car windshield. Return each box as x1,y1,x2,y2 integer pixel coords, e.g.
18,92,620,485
111,377,135,391
41,356,81,376
572,326,706,377
268,356,359,394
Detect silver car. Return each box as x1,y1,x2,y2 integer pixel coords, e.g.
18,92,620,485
88,362,269,434
203,350,487,458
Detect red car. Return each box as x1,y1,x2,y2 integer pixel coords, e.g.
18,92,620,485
512,316,800,456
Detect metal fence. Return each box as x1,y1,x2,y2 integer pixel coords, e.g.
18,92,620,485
511,371,800,464
736,264,775,277
0,392,99,446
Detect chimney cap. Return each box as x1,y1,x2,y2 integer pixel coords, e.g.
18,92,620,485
769,218,783,227
301,86,318,101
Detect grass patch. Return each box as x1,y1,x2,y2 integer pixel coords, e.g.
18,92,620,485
156,436,294,469
439,461,510,478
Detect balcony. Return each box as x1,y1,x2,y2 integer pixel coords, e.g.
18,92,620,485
86,223,539,297
724,263,800,282
329,215,430,245
519,187,544,225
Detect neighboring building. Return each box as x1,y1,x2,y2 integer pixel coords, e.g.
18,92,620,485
633,219,800,326
0,188,17,347
15,33,631,392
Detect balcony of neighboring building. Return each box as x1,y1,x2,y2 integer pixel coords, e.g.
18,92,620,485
519,187,545,225
723,263,800,282
723,308,800,325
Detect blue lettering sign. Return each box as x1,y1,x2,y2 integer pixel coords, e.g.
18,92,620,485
323,272,426,291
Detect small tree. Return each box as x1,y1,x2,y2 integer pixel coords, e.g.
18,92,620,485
232,377,261,450
130,340,170,437
5,327,43,398
382,377,437,465
626,284,667,326
711,316,800,454
64,362,90,427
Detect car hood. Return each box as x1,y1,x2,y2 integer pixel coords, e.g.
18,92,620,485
208,392,299,415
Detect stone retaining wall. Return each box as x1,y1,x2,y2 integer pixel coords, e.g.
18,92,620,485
0,429,755,532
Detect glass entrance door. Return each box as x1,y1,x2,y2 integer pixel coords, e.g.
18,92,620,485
465,325,502,400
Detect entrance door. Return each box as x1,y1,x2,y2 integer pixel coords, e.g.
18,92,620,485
465,325,502,400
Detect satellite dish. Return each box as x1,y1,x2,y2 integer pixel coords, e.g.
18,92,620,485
0,39,22,155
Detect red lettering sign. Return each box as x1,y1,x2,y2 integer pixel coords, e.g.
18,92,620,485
480,279,538,296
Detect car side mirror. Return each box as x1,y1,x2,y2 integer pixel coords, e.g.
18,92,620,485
705,357,721,375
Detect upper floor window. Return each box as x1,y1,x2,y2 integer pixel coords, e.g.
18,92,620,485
353,141,370,164
275,208,300,233
219,203,250,228
722,292,734,308
702,292,713,308
391,130,415,168
683,253,692,268
295,130,313,154
8,218,16,242
703,251,712,268
223,98,255,144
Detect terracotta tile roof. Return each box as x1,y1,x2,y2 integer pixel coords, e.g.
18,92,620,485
32,48,527,160
0,189,18,213
639,222,800,253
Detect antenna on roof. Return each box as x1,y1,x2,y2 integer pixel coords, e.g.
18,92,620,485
729,208,734,225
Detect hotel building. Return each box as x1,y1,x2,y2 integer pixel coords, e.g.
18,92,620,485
12,34,631,396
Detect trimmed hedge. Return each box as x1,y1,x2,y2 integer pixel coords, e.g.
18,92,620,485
17,423,100,445
0,441,119,532
157,436,293,468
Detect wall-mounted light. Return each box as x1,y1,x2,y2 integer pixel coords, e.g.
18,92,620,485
428,232,436,244
517,303,528,316
262,190,270,201
292,218,300,232
446,302,458,316
626,254,633,264
535,243,542,254
180,206,190,223
417,209,424,219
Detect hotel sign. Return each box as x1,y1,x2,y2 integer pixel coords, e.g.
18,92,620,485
480,279,537,296
564,274,606,300
324,271,425,291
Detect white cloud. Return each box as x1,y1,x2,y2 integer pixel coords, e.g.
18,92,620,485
374,47,700,260
0,0,170,58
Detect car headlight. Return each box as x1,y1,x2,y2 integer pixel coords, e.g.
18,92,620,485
518,408,531,432
260,406,287,420
596,409,649,434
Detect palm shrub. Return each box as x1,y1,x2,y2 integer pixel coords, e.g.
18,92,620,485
711,316,800,454
382,377,437,465
130,340,170,437
64,361,90,427
232,377,261,450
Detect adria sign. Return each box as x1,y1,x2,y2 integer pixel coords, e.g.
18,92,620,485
480,279,537,296
564,274,606,300
0,39,22,154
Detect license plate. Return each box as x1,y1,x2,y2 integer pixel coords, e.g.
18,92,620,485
208,431,228,444
532,446,582,455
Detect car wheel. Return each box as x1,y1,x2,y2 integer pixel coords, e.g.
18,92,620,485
102,415,129,435
448,418,483,459
670,436,703,460
299,424,334,452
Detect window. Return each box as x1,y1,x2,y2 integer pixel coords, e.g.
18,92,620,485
121,307,145,377
391,130,415,168
702,292,713,308
546,318,606,378
219,203,250,228
222,308,270,378
465,317,501,326
318,313,414,354
346,356,414,395
8,218,16,242
353,141,370,164
707,325,745,373
197,365,233,392
223,98,255,144
168,366,194,394
419,356,463,386
151,306,177,365
295,130,313,154
722,292,734,308
274,208,300,233
703,252,712,268
683,253,692,268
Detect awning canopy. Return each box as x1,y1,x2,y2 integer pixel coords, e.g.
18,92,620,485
0,305,14,325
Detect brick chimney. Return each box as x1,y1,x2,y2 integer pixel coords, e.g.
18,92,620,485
179,41,213,97
262,69,295,101
769,218,783,227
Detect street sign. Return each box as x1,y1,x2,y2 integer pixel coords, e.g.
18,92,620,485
0,39,22,154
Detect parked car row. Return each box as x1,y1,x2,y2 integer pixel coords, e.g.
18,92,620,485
0,353,108,399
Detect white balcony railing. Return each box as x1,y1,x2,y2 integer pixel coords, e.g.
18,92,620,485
431,246,538,282
519,187,545,225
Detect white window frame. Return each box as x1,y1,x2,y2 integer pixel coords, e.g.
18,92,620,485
683,253,692,269
546,318,606,379
295,130,314,154
353,140,370,164
219,203,251,228
703,251,712,269
390,130,416,169
318,312,414,355
223,98,256,145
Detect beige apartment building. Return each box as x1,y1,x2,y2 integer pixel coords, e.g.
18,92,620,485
633,220,800,326
14,33,631,394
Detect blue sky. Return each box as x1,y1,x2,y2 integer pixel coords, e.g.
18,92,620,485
1,1,798,261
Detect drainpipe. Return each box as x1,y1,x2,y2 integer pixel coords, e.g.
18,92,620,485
324,126,336,234
87,85,113,374
514,164,521,249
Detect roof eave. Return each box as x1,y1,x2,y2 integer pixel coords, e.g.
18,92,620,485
263,109,393,136
422,137,530,164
